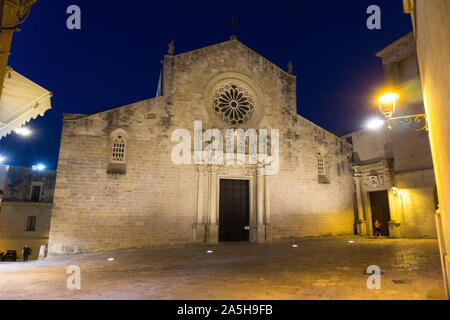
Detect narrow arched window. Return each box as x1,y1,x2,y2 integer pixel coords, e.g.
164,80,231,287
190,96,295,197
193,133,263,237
317,153,325,175
108,129,128,174
111,134,126,163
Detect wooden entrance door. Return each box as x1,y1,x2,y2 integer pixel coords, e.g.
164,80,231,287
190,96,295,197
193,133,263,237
369,190,391,236
219,179,250,241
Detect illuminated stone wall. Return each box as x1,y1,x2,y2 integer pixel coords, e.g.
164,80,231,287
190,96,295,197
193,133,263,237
395,169,437,238
345,127,392,163
403,0,450,296
344,31,437,239
0,165,55,260
0,202,52,260
48,39,355,255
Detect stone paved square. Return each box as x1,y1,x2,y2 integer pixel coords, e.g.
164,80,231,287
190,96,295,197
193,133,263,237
0,237,445,300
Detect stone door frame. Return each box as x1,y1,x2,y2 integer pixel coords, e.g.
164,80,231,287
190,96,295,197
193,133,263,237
353,160,401,237
193,154,272,243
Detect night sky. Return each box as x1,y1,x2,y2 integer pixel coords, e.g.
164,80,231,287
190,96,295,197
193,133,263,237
0,0,413,170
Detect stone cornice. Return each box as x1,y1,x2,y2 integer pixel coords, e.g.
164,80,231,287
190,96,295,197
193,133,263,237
0,201,53,207
376,32,415,65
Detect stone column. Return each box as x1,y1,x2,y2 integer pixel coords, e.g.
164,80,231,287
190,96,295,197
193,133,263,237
264,172,272,242
193,166,206,241
256,165,266,242
388,187,402,238
387,172,401,238
207,166,219,243
354,174,367,235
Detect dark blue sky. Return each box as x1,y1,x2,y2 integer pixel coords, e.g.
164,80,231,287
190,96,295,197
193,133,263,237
0,0,413,170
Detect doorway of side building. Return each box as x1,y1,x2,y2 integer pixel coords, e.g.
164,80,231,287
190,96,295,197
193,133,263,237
219,179,250,241
369,190,391,236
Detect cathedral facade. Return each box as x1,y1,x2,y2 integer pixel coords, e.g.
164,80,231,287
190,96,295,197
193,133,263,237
48,39,354,255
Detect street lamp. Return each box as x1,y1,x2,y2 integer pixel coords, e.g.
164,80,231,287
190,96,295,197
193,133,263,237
377,91,427,131
32,163,46,171
15,127,31,136
366,118,385,130
378,92,399,118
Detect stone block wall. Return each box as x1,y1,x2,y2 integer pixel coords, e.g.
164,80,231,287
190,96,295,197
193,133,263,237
48,99,195,254
0,202,52,260
48,39,355,254
1,165,56,203
395,169,437,238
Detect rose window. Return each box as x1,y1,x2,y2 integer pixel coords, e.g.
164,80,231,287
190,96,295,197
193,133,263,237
213,83,255,126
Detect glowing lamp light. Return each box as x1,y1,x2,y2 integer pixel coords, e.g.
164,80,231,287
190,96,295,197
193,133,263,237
391,187,399,195
366,118,385,130
32,163,46,171
377,92,399,118
292,244,298,248
0,156,5,163
348,241,355,244
15,127,31,136
207,250,213,254
108,258,114,262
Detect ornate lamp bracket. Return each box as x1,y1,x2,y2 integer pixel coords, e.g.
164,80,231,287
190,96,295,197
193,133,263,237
387,113,428,131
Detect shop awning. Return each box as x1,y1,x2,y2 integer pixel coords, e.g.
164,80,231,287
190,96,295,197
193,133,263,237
0,67,52,139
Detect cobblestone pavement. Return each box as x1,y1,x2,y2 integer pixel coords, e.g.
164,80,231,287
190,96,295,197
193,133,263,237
0,236,445,300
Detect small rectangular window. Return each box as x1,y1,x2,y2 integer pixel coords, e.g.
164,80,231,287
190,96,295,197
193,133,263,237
31,185,41,202
26,216,37,232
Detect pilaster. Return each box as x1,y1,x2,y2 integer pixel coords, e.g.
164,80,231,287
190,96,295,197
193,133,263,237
206,165,219,244
354,173,367,235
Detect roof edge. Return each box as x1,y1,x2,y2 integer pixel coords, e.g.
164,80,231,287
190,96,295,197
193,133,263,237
63,96,166,121
167,38,297,79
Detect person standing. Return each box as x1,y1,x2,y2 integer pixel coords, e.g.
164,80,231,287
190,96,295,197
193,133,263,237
22,244,32,262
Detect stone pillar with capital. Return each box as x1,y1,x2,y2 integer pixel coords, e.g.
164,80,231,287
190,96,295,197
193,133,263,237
206,166,219,243
354,174,367,235
256,165,266,242
193,166,206,241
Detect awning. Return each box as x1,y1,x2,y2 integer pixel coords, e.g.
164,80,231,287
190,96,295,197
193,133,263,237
0,67,52,139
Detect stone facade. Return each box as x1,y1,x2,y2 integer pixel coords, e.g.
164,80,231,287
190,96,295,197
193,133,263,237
48,39,354,255
343,32,437,239
403,0,450,297
0,165,56,260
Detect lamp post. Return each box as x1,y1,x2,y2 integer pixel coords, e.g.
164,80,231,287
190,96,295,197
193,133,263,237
377,92,428,131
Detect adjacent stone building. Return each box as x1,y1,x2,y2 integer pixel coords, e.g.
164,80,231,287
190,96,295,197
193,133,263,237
403,0,450,298
0,165,56,260
343,32,437,239
48,38,355,255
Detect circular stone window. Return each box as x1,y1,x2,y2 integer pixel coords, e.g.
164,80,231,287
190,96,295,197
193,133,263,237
212,83,255,126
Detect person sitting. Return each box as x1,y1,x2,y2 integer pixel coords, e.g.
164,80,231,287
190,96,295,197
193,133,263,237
374,220,382,237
